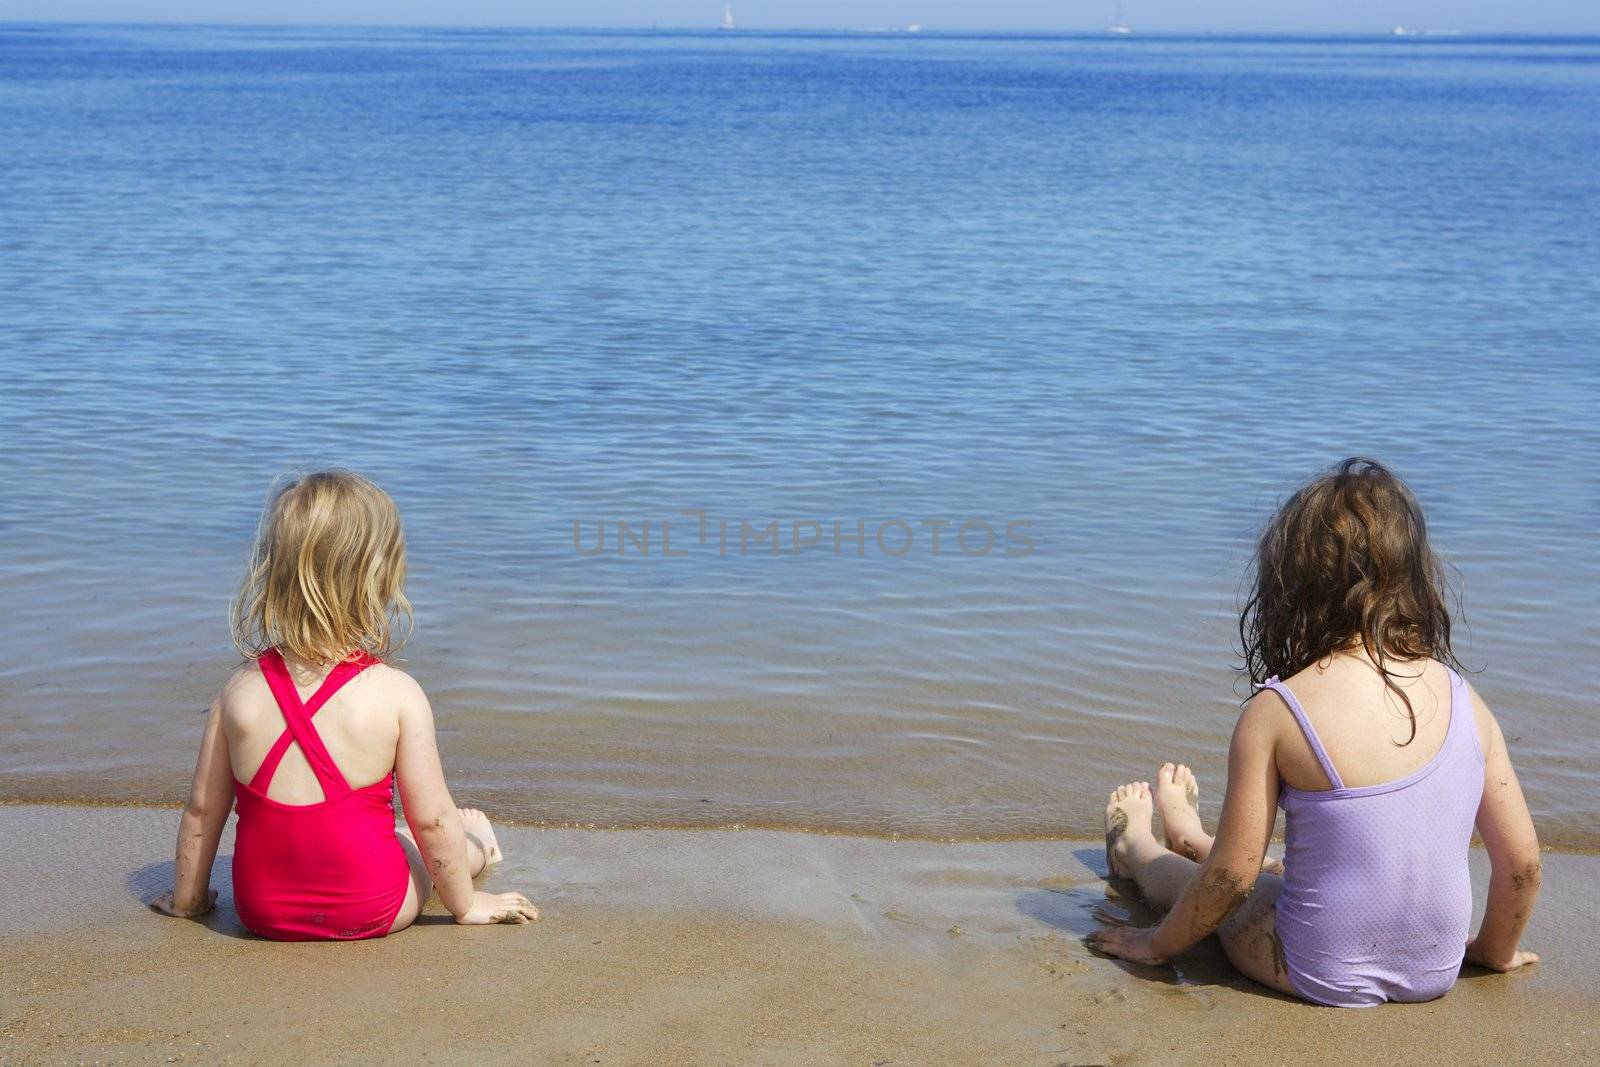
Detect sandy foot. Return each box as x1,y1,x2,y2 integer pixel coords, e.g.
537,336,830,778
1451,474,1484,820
459,807,504,866
1104,781,1152,879
1153,762,1205,861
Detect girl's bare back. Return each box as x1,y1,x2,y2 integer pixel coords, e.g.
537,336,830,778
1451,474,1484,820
1274,653,1485,793
222,659,404,806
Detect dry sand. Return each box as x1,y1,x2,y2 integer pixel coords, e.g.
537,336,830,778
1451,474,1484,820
1,804,1594,1065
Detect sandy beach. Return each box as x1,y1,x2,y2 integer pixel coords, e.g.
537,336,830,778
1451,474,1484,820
2,804,1593,1065
3,21,1596,1067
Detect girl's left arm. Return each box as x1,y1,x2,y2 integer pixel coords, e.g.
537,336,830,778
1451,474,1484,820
1146,695,1279,959
151,695,235,918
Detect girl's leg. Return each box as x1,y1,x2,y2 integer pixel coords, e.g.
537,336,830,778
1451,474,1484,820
1105,781,1202,912
387,835,429,933
1105,782,1298,998
1217,873,1298,997
387,807,503,933
1151,762,1283,875
1150,764,1210,862
457,808,504,868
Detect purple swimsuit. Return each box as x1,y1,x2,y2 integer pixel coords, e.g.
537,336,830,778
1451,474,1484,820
1258,666,1485,1008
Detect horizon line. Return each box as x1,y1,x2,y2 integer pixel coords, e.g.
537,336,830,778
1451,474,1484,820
3,18,1597,38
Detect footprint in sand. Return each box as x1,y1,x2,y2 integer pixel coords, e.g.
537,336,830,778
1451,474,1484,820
1039,874,1098,894
1085,986,1128,1007
880,907,932,929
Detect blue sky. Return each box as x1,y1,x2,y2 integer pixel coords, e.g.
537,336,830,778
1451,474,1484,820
3,2,1596,34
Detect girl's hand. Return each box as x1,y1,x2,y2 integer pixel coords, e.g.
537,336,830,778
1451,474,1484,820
457,890,540,926
1085,925,1169,965
1465,935,1540,972
150,889,217,919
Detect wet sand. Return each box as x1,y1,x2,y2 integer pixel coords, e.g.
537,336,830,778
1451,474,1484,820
6,650,1597,851
3,806,1596,1064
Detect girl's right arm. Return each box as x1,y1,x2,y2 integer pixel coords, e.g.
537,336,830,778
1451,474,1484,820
152,693,234,918
392,673,538,925
1469,695,1542,972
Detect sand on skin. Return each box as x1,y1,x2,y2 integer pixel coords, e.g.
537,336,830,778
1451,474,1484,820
1,805,1594,1065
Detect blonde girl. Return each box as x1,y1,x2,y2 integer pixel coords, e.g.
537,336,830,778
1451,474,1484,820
152,470,538,938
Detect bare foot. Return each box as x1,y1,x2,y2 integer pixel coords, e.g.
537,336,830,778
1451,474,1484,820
459,807,503,866
1105,781,1153,879
1154,762,1206,861
1152,763,1285,874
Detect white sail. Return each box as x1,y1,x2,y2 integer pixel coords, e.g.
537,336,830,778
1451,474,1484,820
721,5,736,30
1109,3,1132,33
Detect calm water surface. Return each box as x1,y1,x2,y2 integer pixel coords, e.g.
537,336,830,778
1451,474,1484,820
1,25,1596,844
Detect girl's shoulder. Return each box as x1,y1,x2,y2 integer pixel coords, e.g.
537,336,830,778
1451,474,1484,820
346,662,437,730
1238,684,1295,747
355,660,429,702
1456,672,1499,762
217,661,266,720
216,656,428,722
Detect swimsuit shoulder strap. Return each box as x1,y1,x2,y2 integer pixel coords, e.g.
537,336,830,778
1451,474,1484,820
247,648,377,798
1256,675,1346,791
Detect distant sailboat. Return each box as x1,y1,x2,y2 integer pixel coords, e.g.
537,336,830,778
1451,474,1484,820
1108,3,1132,34
721,5,736,30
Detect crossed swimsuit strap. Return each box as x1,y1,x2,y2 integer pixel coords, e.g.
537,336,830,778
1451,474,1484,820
248,647,377,797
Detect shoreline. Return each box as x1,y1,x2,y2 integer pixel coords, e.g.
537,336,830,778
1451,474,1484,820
4,803,1596,1064
5,795,1599,854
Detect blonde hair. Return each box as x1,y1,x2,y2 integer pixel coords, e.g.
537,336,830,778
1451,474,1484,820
231,470,413,665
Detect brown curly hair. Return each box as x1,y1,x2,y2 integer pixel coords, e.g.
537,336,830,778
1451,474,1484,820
1239,457,1463,743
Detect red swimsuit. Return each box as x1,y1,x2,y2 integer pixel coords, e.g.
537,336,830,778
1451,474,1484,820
231,648,412,941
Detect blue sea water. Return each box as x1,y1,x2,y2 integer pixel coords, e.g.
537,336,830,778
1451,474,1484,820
1,24,1596,842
